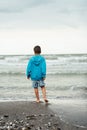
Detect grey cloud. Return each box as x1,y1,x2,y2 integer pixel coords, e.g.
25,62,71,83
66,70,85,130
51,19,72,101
0,0,87,29
0,0,52,13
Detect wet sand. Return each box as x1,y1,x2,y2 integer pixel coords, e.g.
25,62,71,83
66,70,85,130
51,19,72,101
49,99,87,130
0,101,87,130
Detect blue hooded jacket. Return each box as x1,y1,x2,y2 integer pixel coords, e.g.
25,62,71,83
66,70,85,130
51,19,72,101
26,55,46,80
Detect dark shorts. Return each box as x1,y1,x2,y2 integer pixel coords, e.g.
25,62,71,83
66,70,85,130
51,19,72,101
32,80,45,88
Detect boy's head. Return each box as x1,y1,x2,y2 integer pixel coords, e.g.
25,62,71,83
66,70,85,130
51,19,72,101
34,45,41,54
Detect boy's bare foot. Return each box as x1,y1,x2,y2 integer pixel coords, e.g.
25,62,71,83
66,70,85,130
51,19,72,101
36,100,40,103
44,99,48,103
35,100,44,103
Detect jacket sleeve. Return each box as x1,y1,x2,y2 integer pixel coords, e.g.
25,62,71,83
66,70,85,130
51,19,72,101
42,58,46,78
26,59,32,78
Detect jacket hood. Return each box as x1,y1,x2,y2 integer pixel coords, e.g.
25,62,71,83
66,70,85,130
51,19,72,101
32,55,43,66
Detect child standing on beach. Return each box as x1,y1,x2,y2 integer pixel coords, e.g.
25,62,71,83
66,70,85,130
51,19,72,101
26,45,48,103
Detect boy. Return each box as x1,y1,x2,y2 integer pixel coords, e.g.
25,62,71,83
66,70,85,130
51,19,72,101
26,45,48,103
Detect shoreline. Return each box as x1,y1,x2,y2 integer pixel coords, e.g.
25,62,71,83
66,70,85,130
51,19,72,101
0,101,87,130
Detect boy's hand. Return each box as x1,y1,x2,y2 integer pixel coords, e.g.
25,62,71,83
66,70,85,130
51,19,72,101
42,78,46,80
27,77,29,79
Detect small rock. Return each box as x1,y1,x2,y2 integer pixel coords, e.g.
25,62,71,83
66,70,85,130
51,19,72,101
22,126,28,130
4,115,9,118
50,114,54,117
48,122,51,127
39,114,44,117
19,120,24,124
36,126,42,130
0,116,4,120
57,128,61,130
0,120,5,126
7,126,12,130
17,126,22,130
44,124,48,127
10,122,13,126
12,123,16,128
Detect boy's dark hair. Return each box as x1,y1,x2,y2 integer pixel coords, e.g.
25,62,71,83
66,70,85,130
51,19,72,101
34,45,41,54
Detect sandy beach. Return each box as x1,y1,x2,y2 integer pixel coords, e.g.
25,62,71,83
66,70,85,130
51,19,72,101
0,101,60,130
0,101,87,130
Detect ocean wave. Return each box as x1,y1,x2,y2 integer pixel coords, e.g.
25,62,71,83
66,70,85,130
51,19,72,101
0,54,87,75
0,72,25,75
55,94,87,99
0,71,87,76
0,54,87,63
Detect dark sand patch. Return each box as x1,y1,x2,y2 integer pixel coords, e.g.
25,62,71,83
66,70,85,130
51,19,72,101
0,101,87,130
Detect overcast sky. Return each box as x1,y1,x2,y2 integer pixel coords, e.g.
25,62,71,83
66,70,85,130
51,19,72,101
0,0,87,54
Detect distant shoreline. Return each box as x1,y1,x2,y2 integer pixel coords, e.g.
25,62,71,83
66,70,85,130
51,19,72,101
0,53,87,56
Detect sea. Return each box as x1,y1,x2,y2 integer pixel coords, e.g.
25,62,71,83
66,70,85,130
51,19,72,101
0,54,87,128
0,54,87,102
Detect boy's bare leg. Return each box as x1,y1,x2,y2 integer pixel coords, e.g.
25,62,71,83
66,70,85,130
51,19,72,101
34,88,40,102
41,86,48,102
